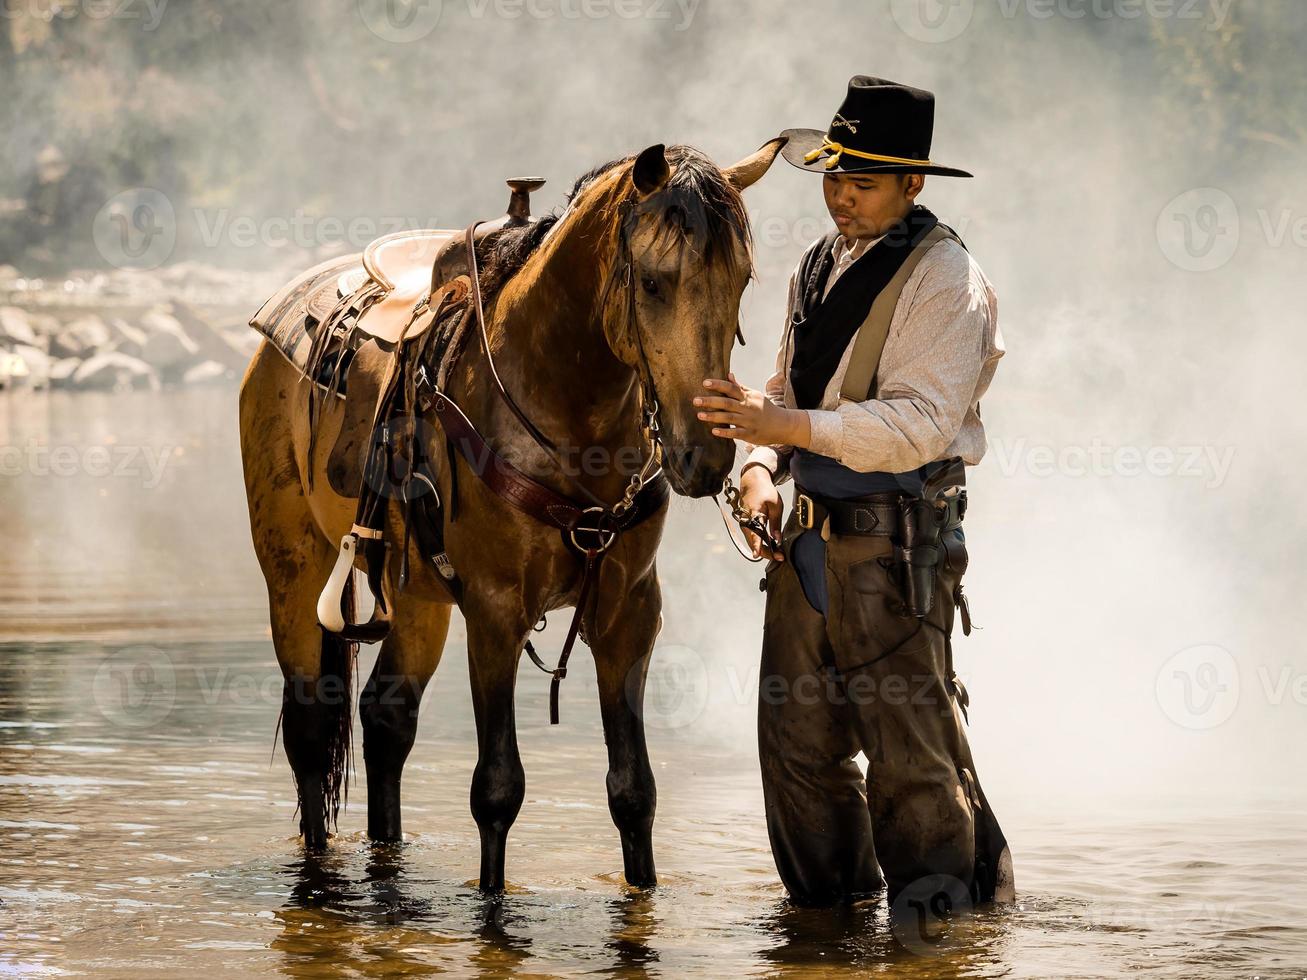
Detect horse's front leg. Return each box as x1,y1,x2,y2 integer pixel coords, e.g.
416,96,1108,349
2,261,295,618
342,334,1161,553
590,569,662,888
464,596,530,892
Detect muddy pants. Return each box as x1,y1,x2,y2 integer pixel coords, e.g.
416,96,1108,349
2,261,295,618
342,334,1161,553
758,509,1014,906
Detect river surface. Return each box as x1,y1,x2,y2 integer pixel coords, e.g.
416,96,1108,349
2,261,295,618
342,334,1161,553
1,389,1305,978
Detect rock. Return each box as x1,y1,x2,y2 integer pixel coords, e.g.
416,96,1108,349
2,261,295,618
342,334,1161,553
138,310,200,375
169,301,255,372
0,306,37,346
48,357,81,389
66,315,112,350
140,331,196,375
11,344,50,388
105,316,149,357
48,315,111,359
71,351,159,392
25,313,60,344
182,360,231,385
0,351,29,388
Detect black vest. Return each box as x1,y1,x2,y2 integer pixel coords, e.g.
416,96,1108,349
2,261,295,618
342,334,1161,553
788,205,962,410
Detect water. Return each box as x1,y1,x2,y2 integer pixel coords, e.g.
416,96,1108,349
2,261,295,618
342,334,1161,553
2,389,1305,978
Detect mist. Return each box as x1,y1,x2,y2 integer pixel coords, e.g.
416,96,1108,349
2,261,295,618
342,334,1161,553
4,0,1305,812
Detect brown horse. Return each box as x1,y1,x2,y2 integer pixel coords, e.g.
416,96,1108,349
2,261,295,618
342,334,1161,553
238,139,785,889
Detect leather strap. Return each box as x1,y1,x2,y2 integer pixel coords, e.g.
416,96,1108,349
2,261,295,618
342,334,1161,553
426,387,669,536
798,488,966,538
427,384,668,726
548,548,602,725
839,224,959,402
464,222,562,455
822,497,902,537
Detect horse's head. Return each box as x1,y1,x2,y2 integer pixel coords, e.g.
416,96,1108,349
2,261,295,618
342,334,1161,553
594,140,786,498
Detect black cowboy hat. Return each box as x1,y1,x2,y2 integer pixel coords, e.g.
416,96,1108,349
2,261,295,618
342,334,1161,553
781,75,972,178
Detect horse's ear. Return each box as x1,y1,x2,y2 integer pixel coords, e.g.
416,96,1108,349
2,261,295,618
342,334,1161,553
722,135,788,191
632,144,670,196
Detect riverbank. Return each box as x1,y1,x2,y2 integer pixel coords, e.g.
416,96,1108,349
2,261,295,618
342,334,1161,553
0,262,290,392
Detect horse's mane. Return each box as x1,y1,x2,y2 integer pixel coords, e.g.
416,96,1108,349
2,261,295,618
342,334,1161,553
476,145,752,297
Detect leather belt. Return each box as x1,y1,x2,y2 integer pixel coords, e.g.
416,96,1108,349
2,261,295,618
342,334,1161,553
795,486,966,537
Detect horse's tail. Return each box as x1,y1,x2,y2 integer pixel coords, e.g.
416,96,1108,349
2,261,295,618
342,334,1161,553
319,573,358,830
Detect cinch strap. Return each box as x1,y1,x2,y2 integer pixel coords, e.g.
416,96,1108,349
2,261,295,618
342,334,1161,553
803,136,934,171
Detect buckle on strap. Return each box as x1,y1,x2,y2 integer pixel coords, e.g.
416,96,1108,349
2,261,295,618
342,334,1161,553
796,493,815,530
567,506,620,554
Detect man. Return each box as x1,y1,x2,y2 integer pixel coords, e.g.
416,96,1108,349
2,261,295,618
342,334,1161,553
695,76,1015,908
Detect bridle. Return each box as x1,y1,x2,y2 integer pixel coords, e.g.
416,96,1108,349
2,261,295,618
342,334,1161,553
459,202,667,518
411,208,671,723
326,179,774,722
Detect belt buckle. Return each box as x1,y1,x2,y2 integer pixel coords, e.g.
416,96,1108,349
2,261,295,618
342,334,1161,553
796,493,814,530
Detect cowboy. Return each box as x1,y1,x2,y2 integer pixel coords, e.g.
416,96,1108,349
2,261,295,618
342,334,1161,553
696,76,1015,908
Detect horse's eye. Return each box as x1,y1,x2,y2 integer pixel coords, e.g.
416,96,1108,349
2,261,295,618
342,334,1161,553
641,276,659,296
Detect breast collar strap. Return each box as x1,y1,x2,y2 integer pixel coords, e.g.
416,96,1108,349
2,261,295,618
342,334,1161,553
408,218,670,725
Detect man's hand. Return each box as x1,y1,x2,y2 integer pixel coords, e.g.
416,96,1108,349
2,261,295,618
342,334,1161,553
739,464,784,561
695,373,810,448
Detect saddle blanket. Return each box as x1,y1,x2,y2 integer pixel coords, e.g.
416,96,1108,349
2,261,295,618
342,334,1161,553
248,253,367,395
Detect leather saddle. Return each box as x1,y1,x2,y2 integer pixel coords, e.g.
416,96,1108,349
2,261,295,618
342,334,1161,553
354,229,458,344
345,176,547,346
246,178,549,498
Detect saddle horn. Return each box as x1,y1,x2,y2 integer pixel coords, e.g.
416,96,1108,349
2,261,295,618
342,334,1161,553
429,177,547,290
505,177,546,224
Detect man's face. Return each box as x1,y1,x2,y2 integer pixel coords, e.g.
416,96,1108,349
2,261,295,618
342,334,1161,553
822,172,924,240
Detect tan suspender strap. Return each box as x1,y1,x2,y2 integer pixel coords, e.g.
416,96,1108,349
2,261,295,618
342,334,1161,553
839,224,959,402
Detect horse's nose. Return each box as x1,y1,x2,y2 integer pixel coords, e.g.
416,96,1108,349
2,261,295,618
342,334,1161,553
667,445,703,478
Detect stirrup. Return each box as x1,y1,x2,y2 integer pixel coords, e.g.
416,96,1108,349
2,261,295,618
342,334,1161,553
316,533,390,641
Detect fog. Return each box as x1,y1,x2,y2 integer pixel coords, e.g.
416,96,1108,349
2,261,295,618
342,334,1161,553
4,0,1305,810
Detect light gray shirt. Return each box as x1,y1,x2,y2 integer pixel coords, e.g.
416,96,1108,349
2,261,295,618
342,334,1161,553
742,231,1005,483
